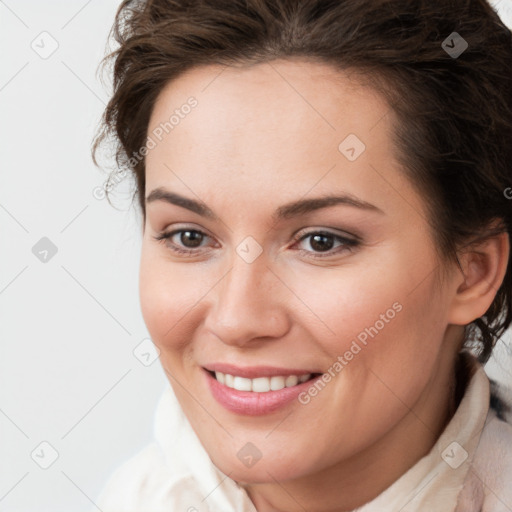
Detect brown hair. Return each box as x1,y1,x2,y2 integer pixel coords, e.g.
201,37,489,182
92,0,512,364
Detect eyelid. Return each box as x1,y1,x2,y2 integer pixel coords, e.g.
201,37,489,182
291,226,361,243
290,228,360,256
163,223,218,241
155,226,217,250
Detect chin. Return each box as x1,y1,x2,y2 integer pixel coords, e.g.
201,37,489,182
212,453,310,484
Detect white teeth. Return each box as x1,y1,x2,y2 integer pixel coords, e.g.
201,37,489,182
225,373,234,387
233,376,252,391
285,375,299,387
252,377,271,392
214,371,312,392
270,376,285,391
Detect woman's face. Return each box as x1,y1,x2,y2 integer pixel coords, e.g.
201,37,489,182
140,59,460,484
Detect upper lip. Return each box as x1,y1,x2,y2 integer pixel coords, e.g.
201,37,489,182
203,363,320,379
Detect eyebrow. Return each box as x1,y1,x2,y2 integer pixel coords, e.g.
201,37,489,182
145,187,384,221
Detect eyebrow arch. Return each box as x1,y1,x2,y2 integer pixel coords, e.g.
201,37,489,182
274,194,384,220
145,187,384,221
146,188,219,220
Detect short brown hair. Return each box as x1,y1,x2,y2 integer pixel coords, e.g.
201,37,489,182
92,0,512,363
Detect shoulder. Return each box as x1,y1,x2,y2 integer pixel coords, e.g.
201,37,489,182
455,374,512,512
92,441,213,512
473,392,512,510
93,442,169,511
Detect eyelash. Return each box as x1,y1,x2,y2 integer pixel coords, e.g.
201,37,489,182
152,228,360,259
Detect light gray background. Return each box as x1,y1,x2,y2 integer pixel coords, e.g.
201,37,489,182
1,1,512,511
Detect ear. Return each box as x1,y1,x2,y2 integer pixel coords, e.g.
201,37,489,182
447,231,510,326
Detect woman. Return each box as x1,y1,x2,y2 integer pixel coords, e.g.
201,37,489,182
91,0,512,510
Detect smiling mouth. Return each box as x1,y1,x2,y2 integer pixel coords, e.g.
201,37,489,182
206,370,322,393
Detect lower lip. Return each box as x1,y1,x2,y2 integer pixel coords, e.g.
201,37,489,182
204,369,320,416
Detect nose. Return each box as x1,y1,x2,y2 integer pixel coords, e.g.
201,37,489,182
203,251,290,347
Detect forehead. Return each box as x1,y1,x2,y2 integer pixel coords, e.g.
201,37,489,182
144,59,426,223
147,58,389,148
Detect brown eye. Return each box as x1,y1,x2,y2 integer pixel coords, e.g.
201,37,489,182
178,230,204,248
153,228,212,255
294,230,360,258
309,233,335,252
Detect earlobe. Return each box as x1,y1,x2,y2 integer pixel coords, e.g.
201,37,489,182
447,232,510,326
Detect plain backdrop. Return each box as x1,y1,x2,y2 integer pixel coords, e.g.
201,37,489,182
1,1,512,511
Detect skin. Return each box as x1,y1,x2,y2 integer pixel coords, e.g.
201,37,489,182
139,59,509,512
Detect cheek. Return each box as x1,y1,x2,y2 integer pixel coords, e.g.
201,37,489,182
288,255,445,376
286,263,404,349
139,246,201,352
